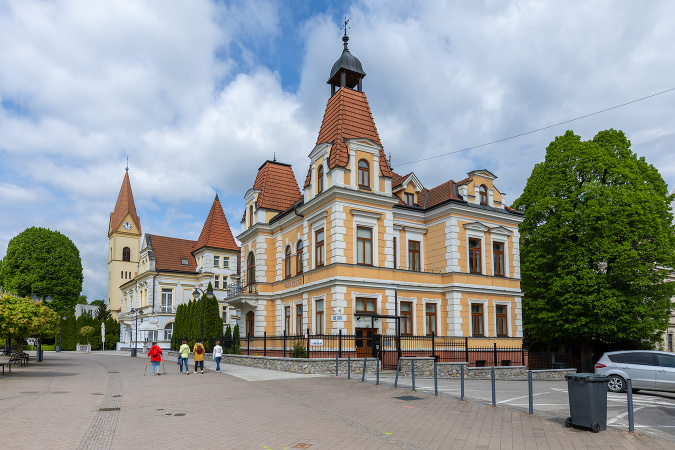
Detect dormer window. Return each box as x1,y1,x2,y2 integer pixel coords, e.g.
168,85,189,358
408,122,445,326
317,165,324,193
358,159,370,189
405,193,414,206
479,185,488,205
180,258,189,266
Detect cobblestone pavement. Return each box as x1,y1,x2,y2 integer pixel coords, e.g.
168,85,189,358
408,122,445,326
1,352,674,449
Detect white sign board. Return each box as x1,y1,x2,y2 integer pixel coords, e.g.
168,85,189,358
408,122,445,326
310,339,324,346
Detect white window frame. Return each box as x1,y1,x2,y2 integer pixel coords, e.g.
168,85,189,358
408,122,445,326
492,301,511,337
223,257,230,269
294,300,305,335
161,288,173,313
489,227,512,278
398,297,417,335
469,299,489,337
164,322,173,341
307,211,327,270
351,209,381,267
405,228,426,272
351,292,381,334
464,224,488,275
213,255,220,268
313,295,326,335
423,299,441,336
214,275,220,290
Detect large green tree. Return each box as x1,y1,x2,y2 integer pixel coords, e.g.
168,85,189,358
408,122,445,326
513,129,675,371
0,294,58,349
1,227,84,315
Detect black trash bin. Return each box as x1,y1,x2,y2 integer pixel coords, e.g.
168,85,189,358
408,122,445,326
130,347,137,357
565,373,609,432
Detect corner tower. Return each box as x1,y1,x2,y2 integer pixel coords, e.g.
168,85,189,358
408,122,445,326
107,168,141,319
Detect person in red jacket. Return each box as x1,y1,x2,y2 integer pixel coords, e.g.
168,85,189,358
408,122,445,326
148,342,163,376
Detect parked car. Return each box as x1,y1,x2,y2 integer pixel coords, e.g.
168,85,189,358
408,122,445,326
594,350,675,393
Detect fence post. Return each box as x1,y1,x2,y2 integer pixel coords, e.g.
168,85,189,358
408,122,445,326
528,370,533,414
491,367,496,406
627,378,635,432
376,357,380,385
434,361,438,396
465,337,469,365
432,332,436,360
460,364,465,401
522,347,526,367
247,333,250,355
348,354,351,379
283,330,287,358
264,331,267,357
493,343,498,367
361,357,367,382
411,360,416,391
335,354,339,376
306,329,310,358
339,329,342,358
394,359,400,388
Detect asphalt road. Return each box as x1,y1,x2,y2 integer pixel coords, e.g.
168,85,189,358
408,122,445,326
361,372,675,443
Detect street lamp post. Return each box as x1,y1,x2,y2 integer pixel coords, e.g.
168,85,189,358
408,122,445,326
58,315,67,352
129,308,139,357
30,294,52,362
192,287,215,346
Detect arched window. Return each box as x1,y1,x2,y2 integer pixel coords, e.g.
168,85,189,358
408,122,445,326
358,159,370,189
247,252,256,285
164,322,173,341
479,184,488,205
317,165,324,193
284,245,292,279
296,240,304,274
246,311,255,337
123,247,131,262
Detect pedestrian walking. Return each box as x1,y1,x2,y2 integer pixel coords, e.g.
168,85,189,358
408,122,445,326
193,341,205,374
213,341,223,373
178,340,190,375
148,341,163,376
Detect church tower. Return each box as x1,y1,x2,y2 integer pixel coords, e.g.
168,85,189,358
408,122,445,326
107,168,141,319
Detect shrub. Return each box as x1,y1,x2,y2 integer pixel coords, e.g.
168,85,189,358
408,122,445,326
290,341,307,358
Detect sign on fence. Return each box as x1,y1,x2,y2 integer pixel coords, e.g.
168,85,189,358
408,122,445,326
310,339,324,346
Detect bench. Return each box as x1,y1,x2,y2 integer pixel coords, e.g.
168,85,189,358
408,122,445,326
11,352,28,367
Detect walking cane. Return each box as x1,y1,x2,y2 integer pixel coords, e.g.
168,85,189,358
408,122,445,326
162,355,166,375
144,355,149,376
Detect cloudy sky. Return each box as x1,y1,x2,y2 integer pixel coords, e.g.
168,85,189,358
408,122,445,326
1,0,674,302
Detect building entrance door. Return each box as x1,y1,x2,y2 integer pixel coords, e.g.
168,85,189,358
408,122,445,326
355,328,373,358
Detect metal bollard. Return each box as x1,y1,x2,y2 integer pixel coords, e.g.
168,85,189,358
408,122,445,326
434,361,438,396
528,370,533,415
491,367,496,406
348,354,351,379
335,354,339,376
412,360,416,391
627,378,635,432
361,357,367,382
460,364,465,400
376,358,380,385
394,359,400,388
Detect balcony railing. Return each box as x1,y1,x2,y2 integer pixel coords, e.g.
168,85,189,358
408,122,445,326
228,281,257,296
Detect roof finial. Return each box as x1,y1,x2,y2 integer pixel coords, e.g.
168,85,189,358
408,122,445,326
126,155,129,173
342,17,351,50
389,152,393,169
273,152,276,162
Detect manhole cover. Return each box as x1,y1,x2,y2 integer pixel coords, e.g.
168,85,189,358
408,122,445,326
393,396,423,401
174,413,186,417
99,408,120,411
294,444,312,449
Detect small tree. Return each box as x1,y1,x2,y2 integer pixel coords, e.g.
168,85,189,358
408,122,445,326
79,326,94,344
232,324,241,354
223,325,232,353
290,341,307,358
96,302,112,321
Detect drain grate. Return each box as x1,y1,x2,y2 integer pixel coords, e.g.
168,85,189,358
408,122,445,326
173,413,186,417
294,444,312,449
99,407,120,411
393,396,423,401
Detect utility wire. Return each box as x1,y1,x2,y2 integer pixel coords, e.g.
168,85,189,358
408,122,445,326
396,87,675,168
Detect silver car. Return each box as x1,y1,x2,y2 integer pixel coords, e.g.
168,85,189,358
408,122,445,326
594,350,675,393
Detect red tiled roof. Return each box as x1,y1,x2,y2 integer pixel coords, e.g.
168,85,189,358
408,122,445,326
109,171,141,234
149,235,196,273
391,172,411,188
315,88,392,178
303,165,312,189
426,180,462,208
193,195,240,253
253,161,302,211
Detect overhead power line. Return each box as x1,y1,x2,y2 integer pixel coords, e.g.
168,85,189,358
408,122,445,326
396,87,675,168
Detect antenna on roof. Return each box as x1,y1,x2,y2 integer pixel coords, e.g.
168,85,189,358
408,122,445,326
273,152,276,162
389,152,393,169
126,155,129,172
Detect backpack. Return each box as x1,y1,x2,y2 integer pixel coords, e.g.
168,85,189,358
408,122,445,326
150,346,159,357
196,346,203,355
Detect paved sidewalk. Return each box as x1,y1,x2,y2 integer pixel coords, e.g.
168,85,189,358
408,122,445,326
0,352,673,449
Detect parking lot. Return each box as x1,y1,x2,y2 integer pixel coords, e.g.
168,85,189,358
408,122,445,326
363,372,675,443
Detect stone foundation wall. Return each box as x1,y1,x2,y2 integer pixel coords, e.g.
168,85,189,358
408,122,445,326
221,354,379,375
397,358,575,379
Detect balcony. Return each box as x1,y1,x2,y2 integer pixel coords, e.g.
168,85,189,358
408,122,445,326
228,281,257,296
156,306,175,314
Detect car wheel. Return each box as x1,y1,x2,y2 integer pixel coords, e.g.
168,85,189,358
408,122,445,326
607,375,626,393
564,417,572,428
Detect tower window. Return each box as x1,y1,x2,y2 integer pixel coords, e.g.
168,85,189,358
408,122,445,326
479,185,488,205
123,247,131,262
247,252,256,285
358,159,370,189
317,165,324,193
284,245,292,279
405,193,414,206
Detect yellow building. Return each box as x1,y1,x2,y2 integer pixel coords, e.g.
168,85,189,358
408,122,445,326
227,35,525,361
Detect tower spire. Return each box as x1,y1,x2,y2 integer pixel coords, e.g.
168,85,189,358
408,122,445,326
328,18,365,96
126,155,129,173
343,17,350,50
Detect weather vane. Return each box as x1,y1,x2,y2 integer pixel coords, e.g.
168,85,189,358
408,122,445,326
343,17,350,37
126,155,129,172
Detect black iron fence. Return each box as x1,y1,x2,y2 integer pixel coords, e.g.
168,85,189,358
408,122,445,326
174,331,528,368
